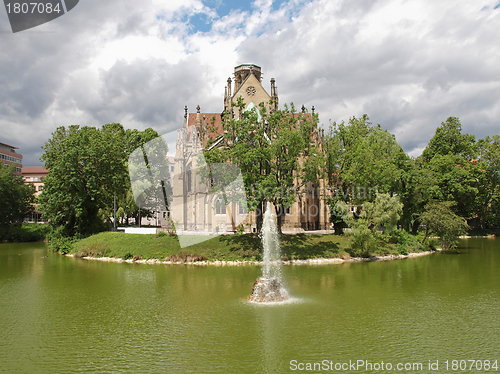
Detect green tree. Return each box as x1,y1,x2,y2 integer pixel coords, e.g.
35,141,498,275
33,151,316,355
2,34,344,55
205,98,320,234
424,153,485,220
422,117,477,161
0,165,35,235
39,123,159,237
127,134,171,226
418,117,489,226
327,116,410,201
337,193,403,255
477,135,500,227
325,116,410,232
419,201,469,250
399,158,436,234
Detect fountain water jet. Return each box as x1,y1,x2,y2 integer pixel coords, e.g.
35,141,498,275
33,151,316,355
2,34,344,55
248,202,289,303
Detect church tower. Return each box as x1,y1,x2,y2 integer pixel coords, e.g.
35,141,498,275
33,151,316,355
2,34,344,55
224,64,278,119
173,64,327,235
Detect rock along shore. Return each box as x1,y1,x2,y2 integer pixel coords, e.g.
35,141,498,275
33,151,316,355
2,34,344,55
65,249,441,266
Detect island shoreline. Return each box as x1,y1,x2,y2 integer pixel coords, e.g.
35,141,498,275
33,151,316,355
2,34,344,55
64,248,441,266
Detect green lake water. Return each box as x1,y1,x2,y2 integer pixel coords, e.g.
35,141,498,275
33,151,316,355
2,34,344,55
1,239,499,373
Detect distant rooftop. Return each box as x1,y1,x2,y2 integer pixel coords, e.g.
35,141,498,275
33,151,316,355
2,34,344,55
21,166,48,175
0,142,19,153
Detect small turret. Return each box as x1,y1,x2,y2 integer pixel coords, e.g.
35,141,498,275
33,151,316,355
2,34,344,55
234,64,262,93
224,77,232,115
270,78,278,111
183,106,188,128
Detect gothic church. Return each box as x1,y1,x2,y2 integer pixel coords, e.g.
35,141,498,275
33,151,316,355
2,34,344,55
171,64,329,234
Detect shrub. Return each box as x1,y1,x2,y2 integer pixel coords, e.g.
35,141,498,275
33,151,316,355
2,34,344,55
338,194,403,257
419,201,469,250
235,224,245,235
391,229,418,246
49,236,75,254
397,243,409,255
347,226,376,257
424,237,438,251
123,252,133,260
0,223,51,242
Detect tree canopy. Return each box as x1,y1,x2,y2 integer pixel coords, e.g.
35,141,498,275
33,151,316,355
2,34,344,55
415,117,493,228
39,123,159,237
324,115,410,233
326,115,499,236
0,165,34,231
422,117,477,161
419,201,469,250
325,115,410,203
204,98,321,233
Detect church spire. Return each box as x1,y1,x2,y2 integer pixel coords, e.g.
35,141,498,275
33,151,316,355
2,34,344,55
195,105,202,128
271,78,278,111
183,105,188,128
224,77,233,116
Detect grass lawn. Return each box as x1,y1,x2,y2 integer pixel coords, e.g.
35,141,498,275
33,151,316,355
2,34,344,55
69,231,423,262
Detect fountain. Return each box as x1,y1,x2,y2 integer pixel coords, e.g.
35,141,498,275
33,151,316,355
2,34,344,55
248,202,289,303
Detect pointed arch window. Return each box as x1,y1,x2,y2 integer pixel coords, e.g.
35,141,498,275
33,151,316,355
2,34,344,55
215,199,226,215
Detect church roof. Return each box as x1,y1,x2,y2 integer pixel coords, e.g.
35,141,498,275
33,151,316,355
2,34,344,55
187,112,224,138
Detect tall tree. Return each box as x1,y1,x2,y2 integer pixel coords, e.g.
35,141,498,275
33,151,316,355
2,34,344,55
40,123,159,237
477,135,500,227
325,115,410,232
399,158,436,234
418,116,487,225
424,153,484,220
205,99,320,234
0,165,34,233
326,116,409,202
422,116,477,161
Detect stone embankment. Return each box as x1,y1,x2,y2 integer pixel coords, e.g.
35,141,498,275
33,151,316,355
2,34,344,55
65,249,440,266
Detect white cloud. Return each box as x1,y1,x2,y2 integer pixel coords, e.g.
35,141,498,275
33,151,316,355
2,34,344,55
238,0,500,155
0,0,499,166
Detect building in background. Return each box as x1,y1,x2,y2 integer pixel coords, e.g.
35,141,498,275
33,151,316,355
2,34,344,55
22,166,48,196
0,141,22,174
22,166,48,223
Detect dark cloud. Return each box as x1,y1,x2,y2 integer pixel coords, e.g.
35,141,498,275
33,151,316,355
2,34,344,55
238,0,500,156
1,0,499,167
83,57,221,133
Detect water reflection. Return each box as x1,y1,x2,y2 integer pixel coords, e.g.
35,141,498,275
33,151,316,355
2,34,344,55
0,239,499,373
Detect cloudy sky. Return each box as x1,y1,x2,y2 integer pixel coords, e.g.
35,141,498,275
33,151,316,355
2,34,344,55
1,0,499,166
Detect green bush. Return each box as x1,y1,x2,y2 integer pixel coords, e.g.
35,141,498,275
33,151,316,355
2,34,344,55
419,201,469,250
235,224,245,235
347,226,376,257
424,237,438,251
390,229,418,246
397,243,409,255
0,223,51,242
49,236,75,254
123,252,133,260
